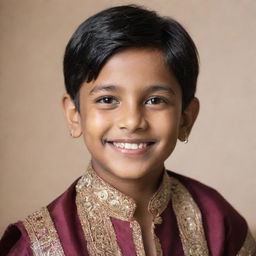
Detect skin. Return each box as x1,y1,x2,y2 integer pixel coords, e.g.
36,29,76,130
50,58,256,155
63,47,199,255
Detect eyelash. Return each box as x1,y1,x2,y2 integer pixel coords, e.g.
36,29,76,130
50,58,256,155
145,96,168,105
95,96,119,104
95,96,168,105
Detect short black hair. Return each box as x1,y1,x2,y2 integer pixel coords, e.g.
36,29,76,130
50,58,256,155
63,5,199,110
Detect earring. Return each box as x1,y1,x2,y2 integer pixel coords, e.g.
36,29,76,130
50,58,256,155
69,130,74,138
184,130,188,143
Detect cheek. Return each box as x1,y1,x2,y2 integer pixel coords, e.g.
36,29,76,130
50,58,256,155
157,111,181,157
82,110,112,138
150,109,181,135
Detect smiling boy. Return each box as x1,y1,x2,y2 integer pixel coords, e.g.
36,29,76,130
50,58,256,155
1,5,255,256
63,47,190,256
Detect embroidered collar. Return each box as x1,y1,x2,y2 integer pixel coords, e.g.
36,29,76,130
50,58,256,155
76,163,172,221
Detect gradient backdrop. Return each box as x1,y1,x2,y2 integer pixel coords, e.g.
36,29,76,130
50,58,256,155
0,0,255,237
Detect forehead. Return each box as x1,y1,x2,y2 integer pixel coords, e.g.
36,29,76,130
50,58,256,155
81,47,181,94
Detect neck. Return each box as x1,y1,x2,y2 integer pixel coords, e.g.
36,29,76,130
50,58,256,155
115,174,162,205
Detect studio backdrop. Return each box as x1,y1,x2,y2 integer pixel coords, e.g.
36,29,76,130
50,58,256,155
0,0,255,237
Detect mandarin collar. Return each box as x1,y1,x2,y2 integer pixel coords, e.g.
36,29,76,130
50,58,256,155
76,163,172,221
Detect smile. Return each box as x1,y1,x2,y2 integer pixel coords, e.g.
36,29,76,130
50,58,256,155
113,142,148,150
106,140,155,156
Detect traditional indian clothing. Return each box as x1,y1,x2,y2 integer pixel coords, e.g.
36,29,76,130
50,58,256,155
1,164,255,256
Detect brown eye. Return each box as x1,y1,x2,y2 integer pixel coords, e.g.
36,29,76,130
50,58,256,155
96,96,119,104
145,97,167,105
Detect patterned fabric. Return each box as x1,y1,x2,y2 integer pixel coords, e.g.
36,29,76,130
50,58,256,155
75,164,171,255
23,207,65,256
1,164,255,255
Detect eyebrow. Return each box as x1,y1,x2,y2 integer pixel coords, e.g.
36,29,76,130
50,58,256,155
89,85,118,95
146,85,176,95
89,84,176,95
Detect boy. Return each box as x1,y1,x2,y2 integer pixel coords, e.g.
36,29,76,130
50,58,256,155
0,5,255,256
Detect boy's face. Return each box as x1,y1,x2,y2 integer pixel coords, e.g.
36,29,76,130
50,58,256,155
64,48,197,181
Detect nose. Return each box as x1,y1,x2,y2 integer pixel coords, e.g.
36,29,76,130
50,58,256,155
117,105,148,133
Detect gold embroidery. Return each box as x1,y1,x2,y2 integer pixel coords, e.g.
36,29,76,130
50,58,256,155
76,164,172,256
148,170,172,256
237,230,256,256
77,165,136,220
149,171,172,222
76,164,211,256
76,167,122,256
171,177,209,256
23,207,65,256
154,232,163,256
130,220,146,256
22,165,253,256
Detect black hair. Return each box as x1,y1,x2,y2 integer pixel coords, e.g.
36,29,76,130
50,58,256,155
63,5,199,110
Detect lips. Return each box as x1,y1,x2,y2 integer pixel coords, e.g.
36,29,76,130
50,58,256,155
105,139,156,155
113,142,149,150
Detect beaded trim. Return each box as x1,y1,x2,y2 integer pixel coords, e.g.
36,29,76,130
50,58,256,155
22,169,210,256
23,207,65,256
171,177,209,256
22,167,255,256
237,230,256,256
148,170,172,219
130,220,146,256
154,232,163,256
76,177,122,256
76,164,136,220
75,164,172,256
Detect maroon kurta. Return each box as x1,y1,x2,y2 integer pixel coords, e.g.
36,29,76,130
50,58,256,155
1,166,255,256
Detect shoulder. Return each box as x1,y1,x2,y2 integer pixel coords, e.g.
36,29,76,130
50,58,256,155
0,222,33,256
167,170,255,255
0,178,80,256
167,170,241,217
168,170,247,223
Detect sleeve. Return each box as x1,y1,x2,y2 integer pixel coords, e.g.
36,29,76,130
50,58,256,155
0,222,33,256
193,185,256,255
209,191,256,256
171,171,256,255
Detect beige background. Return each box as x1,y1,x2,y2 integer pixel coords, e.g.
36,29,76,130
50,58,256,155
0,0,255,238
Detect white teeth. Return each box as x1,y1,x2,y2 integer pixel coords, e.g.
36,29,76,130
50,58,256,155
113,142,148,150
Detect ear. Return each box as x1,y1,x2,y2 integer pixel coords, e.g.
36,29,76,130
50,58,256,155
62,94,82,138
178,97,200,142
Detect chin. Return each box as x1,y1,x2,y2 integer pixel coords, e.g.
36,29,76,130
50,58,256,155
106,160,157,181
111,168,147,180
